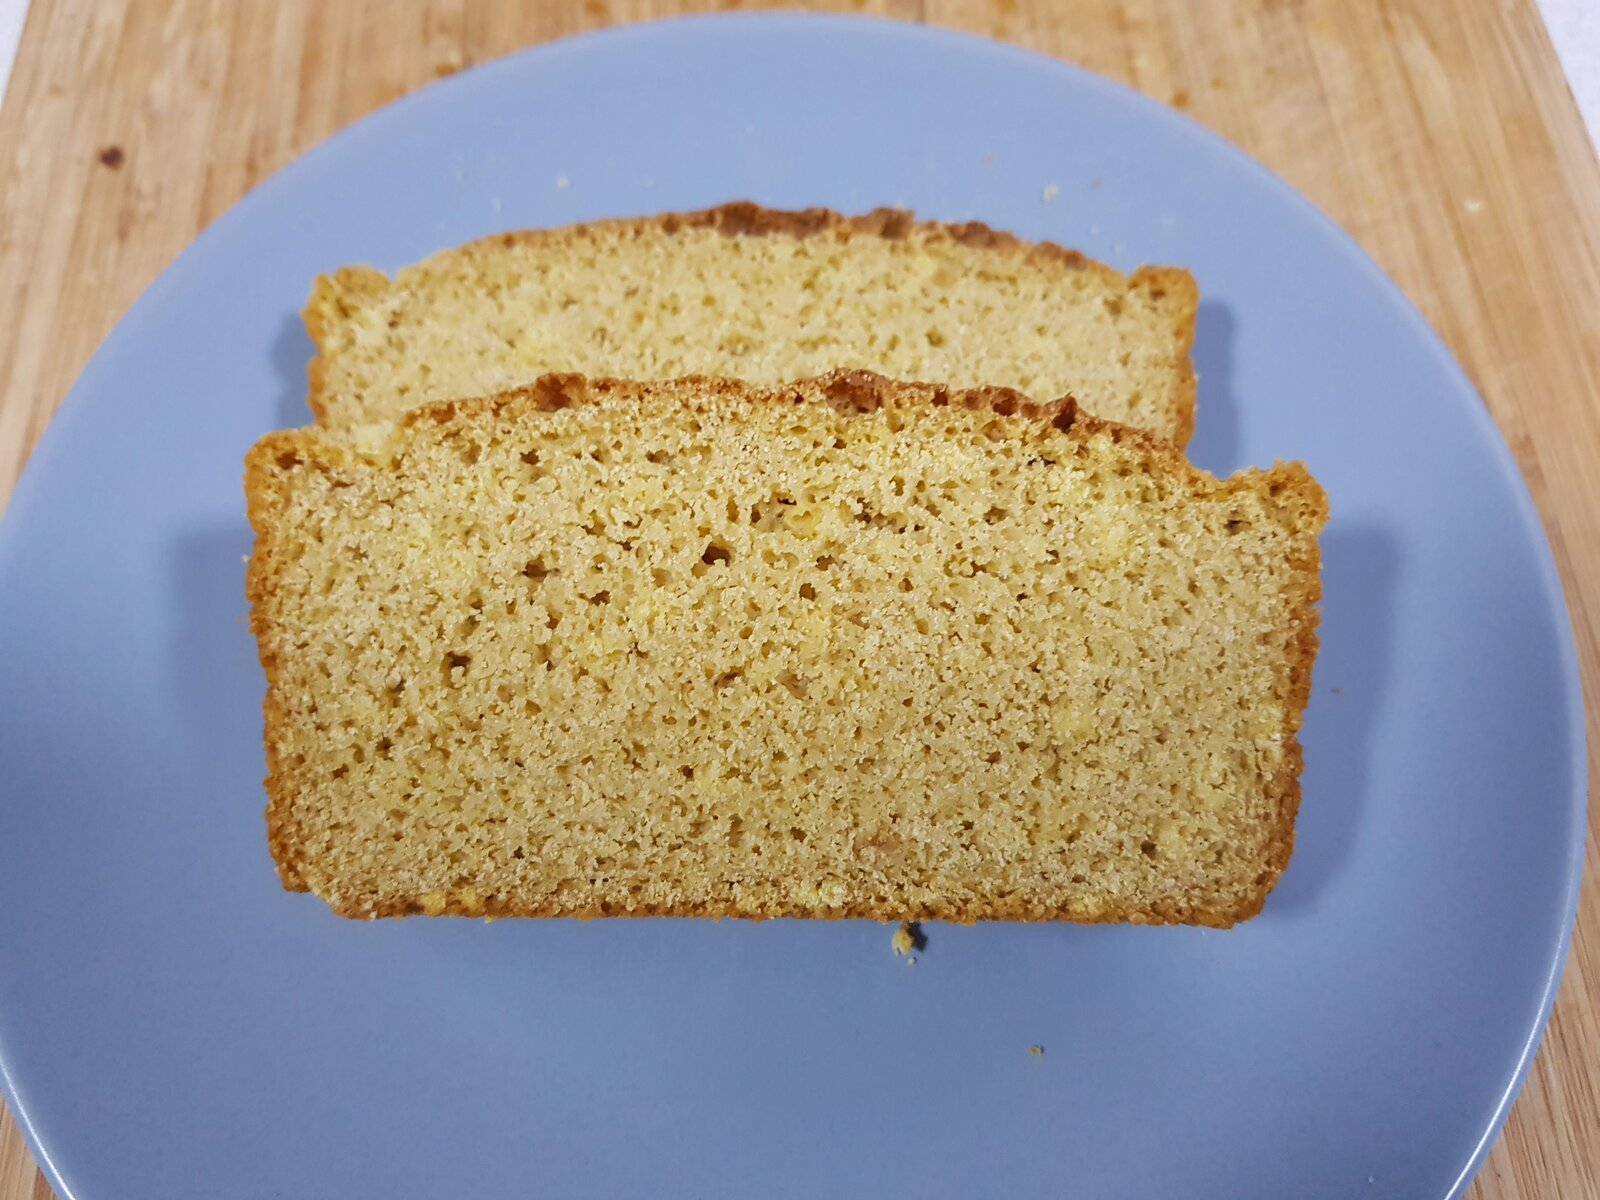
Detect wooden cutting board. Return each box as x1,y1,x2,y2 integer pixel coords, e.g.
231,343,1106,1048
1,1,1597,1196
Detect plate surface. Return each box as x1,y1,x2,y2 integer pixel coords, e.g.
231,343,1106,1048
0,15,1585,1200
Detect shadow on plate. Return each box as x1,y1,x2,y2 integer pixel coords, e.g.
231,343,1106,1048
1265,521,1401,915
273,313,317,429
1184,299,1241,476
166,522,262,779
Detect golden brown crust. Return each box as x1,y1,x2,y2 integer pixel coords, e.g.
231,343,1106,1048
396,369,1080,443
248,369,1322,926
303,267,389,424
447,202,1110,276
245,428,370,894
640,201,1098,273
1247,461,1328,915
1130,266,1201,446
302,202,1201,443
335,890,1254,928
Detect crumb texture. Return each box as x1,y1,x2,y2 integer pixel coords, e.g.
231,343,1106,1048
306,204,1198,445
246,372,1323,925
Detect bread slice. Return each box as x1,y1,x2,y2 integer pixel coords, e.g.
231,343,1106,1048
246,371,1324,926
305,203,1198,446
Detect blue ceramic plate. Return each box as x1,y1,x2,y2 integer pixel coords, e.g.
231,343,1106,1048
0,15,1585,1200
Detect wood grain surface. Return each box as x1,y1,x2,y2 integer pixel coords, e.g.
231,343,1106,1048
1,1,1597,1196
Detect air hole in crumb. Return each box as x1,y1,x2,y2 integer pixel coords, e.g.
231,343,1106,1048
799,582,818,600
701,541,733,567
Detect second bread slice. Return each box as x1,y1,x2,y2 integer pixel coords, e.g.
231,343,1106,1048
305,203,1198,446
